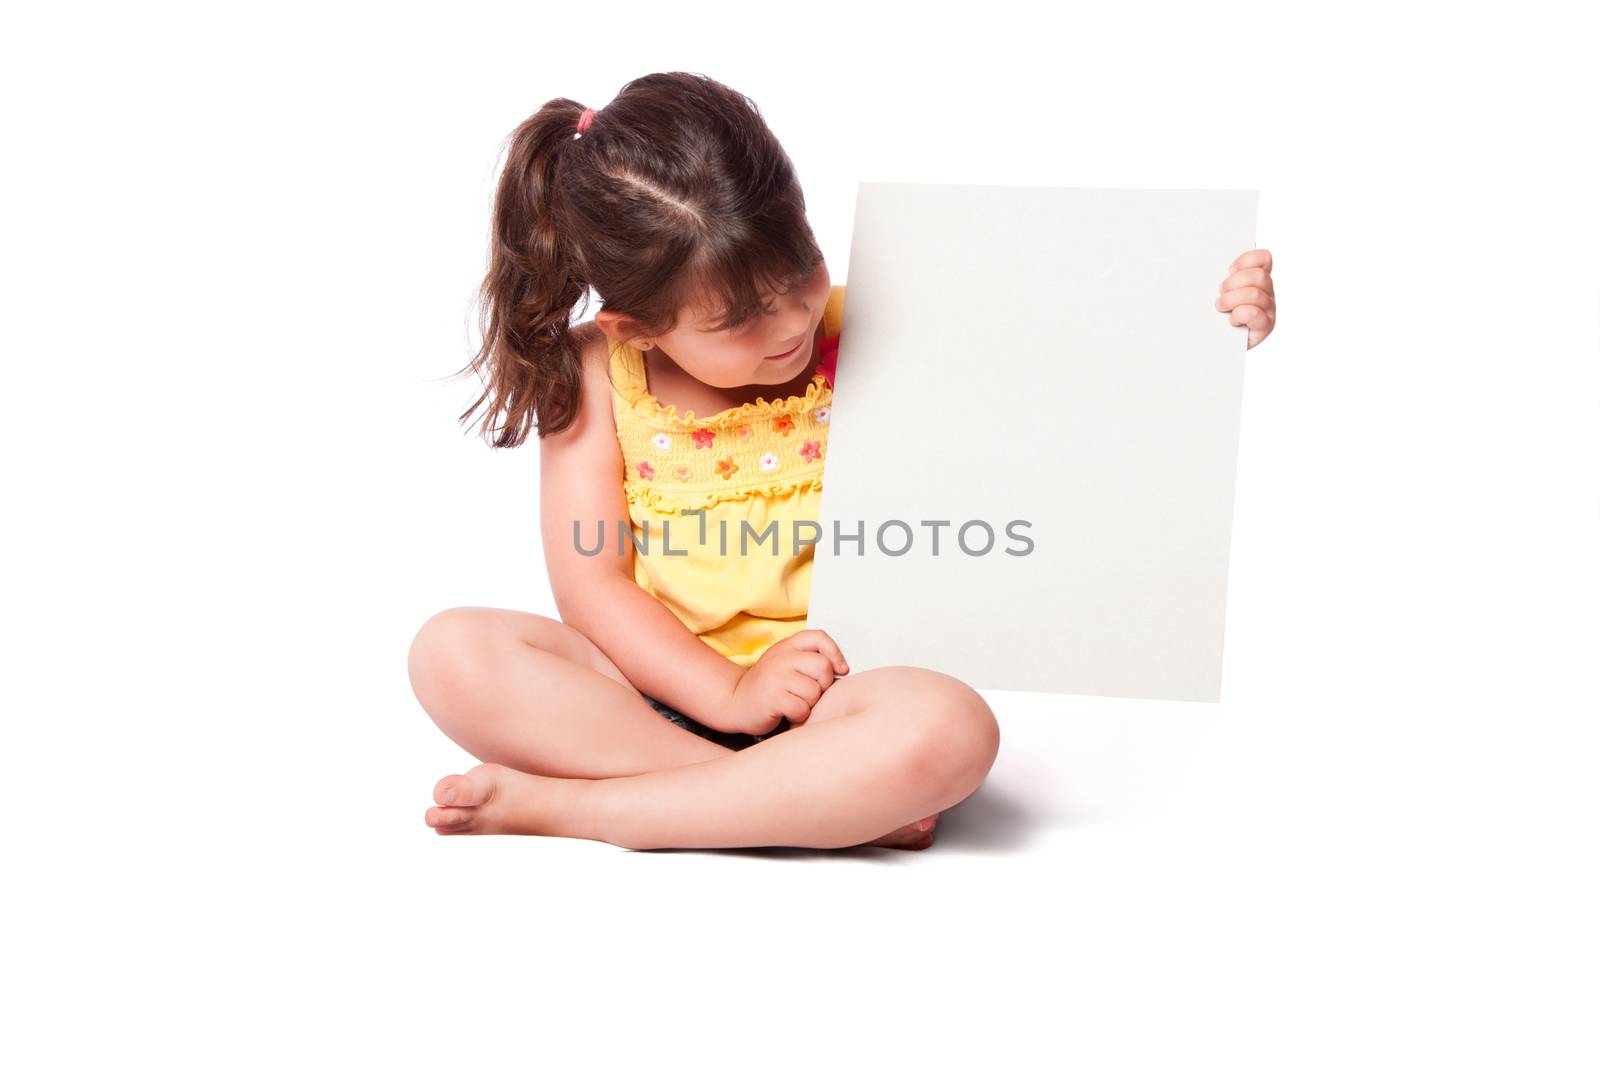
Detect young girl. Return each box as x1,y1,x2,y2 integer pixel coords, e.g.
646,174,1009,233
408,72,1277,851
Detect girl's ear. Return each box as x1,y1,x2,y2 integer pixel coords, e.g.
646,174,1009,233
593,308,644,346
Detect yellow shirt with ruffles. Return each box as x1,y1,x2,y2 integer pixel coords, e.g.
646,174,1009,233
606,285,844,668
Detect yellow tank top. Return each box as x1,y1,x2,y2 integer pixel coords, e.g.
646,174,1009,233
607,285,845,668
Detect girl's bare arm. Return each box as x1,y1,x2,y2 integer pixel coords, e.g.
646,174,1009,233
537,325,745,727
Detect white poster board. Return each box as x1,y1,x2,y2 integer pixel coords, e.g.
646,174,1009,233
808,182,1258,702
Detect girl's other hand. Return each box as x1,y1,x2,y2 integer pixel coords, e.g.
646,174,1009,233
1215,248,1275,349
715,629,849,736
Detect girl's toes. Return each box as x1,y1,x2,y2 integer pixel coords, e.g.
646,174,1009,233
433,774,469,806
426,764,510,834
433,765,500,807
425,805,477,832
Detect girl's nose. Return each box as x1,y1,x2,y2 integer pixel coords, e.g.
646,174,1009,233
776,298,812,343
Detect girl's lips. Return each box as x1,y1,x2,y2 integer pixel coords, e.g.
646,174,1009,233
765,338,803,360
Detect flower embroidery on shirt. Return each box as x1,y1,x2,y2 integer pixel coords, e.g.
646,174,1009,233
714,456,739,480
692,428,716,449
772,414,795,436
734,425,752,438
672,465,692,481
636,461,655,480
758,452,779,472
814,405,831,423
800,439,822,462
651,432,672,451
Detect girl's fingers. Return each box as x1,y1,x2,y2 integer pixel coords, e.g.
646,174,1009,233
800,652,838,694
783,664,826,706
1215,286,1271,312
1220,265,1273,296
1229,248,1273,274
1231,304,1268,328
787,651,835,696
1219,250,1275,349
1230,305,1275,348
793,628,849,675
781,689,813,725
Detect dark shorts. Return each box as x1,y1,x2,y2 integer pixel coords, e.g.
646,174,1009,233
645,695,792,751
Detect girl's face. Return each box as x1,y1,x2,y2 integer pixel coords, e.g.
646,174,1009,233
600,259,832,390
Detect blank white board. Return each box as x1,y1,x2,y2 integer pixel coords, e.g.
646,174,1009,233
808,182,1258,702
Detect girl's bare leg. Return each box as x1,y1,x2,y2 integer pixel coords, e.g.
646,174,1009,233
421,657,1002,851
408,607,951,846
408,606,742,778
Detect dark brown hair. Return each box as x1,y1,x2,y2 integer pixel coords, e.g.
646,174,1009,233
458,72,824,447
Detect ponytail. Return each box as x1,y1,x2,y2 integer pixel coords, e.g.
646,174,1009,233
458,101,589,446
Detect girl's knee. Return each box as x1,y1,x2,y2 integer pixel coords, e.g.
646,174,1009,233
884,669,1001,794
407,607,498,704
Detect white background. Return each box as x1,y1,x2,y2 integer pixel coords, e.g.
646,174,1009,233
5,2,1596,1063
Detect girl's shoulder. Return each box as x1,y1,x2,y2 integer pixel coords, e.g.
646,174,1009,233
535,321,623,450
572,320,624,412
824,284,845,338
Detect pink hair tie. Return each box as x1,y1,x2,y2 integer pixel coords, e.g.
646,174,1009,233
577,107,597,134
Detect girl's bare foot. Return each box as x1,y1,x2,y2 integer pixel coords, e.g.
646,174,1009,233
424,762,587,837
